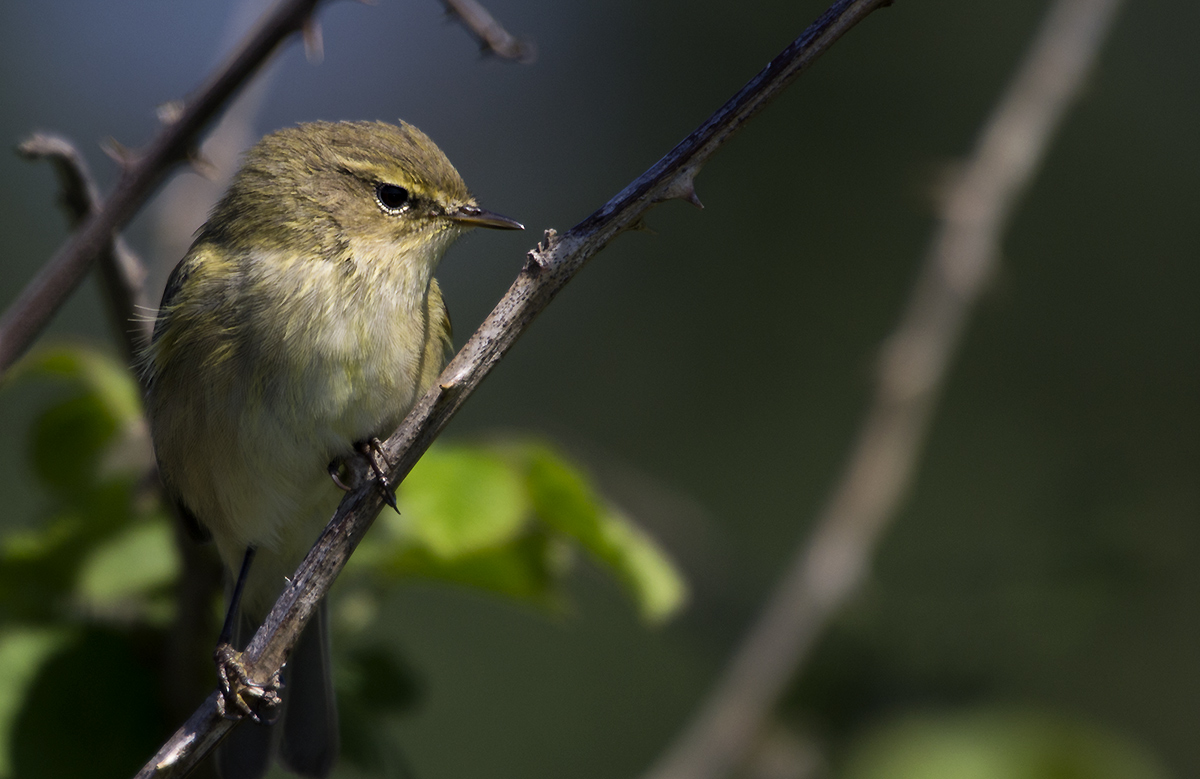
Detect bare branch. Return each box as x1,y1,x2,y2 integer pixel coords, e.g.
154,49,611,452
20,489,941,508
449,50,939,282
0,0,327,379
441,0,535,63
132,1,891,775
641,3,1125,779
17,133,152,362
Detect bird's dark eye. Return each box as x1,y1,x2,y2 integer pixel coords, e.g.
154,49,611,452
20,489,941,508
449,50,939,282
375,183,411,213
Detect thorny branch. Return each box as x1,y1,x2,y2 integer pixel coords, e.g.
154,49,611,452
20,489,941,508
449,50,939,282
132,0,892,776
642,2,1125,779
0,0,327,379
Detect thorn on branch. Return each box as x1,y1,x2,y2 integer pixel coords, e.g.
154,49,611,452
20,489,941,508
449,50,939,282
102,137,138,170
627,217,655,235
438,370,466,393
157,100,185,126
661,168,705,209
187,148,220,180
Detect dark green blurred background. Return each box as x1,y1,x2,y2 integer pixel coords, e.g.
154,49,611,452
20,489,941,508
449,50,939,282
1,0,1197,777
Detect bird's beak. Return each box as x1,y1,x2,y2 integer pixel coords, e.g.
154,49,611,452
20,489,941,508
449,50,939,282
449,204,524,230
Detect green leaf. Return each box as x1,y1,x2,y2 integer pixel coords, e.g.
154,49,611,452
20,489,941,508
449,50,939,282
843,709,1170,779
525,446,687,622
389,528,568,606
0,480,147,623
0,345,163,623
7,345,142,423
351,440,688,620
0,627,71,777
8,344,149,502
0,514,88,622
393,445,530,558
76,518,179,613
29,392,119,497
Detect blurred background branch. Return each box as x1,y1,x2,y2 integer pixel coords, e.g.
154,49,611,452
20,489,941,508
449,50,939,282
641,2,1124,779
16,134,151,363
0,0,325,379
441,0,536,63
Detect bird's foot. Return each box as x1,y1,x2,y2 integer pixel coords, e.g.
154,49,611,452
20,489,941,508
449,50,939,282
214,642,282,723
327,439,398,511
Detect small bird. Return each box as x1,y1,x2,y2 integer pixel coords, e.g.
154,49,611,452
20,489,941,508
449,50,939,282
141,120,522,778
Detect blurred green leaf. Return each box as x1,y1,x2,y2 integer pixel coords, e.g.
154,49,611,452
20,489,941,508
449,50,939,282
29,391,118,498
9,345,148,502
396,445,530,558
76,517,179,614
7,346,142,424
842,709,1170,779
353,441,687,621
0,627,70,777
389,528,567,606
0,482,139,623
525,446,687,622
0,345,160,624
0,513,89,623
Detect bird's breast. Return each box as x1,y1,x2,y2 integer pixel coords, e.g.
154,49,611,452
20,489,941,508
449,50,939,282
260,261,432,454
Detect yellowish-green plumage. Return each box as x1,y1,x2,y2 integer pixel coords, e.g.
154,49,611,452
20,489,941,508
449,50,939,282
142,120,520,779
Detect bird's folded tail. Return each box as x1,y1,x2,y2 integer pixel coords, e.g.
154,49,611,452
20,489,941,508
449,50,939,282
279,599,340,776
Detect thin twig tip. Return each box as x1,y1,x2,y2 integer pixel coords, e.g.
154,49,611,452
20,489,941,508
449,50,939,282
17,133,77,163
303,18,325,64
16,135,48,159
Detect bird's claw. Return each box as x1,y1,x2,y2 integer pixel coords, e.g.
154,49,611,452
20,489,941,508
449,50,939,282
358,438,398,511
328,459,354,491
327,439,397,511
214,642,282,723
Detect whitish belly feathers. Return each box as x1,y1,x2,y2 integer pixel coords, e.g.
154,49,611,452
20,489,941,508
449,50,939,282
145,248,451,616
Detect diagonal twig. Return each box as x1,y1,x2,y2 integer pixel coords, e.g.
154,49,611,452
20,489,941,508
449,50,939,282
131,1,893,776
641,2,1125,779
0,0,328,380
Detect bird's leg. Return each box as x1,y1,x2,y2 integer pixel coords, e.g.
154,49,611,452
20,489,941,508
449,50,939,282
213,547,282,723
328,438,399,511
217,546,253,648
